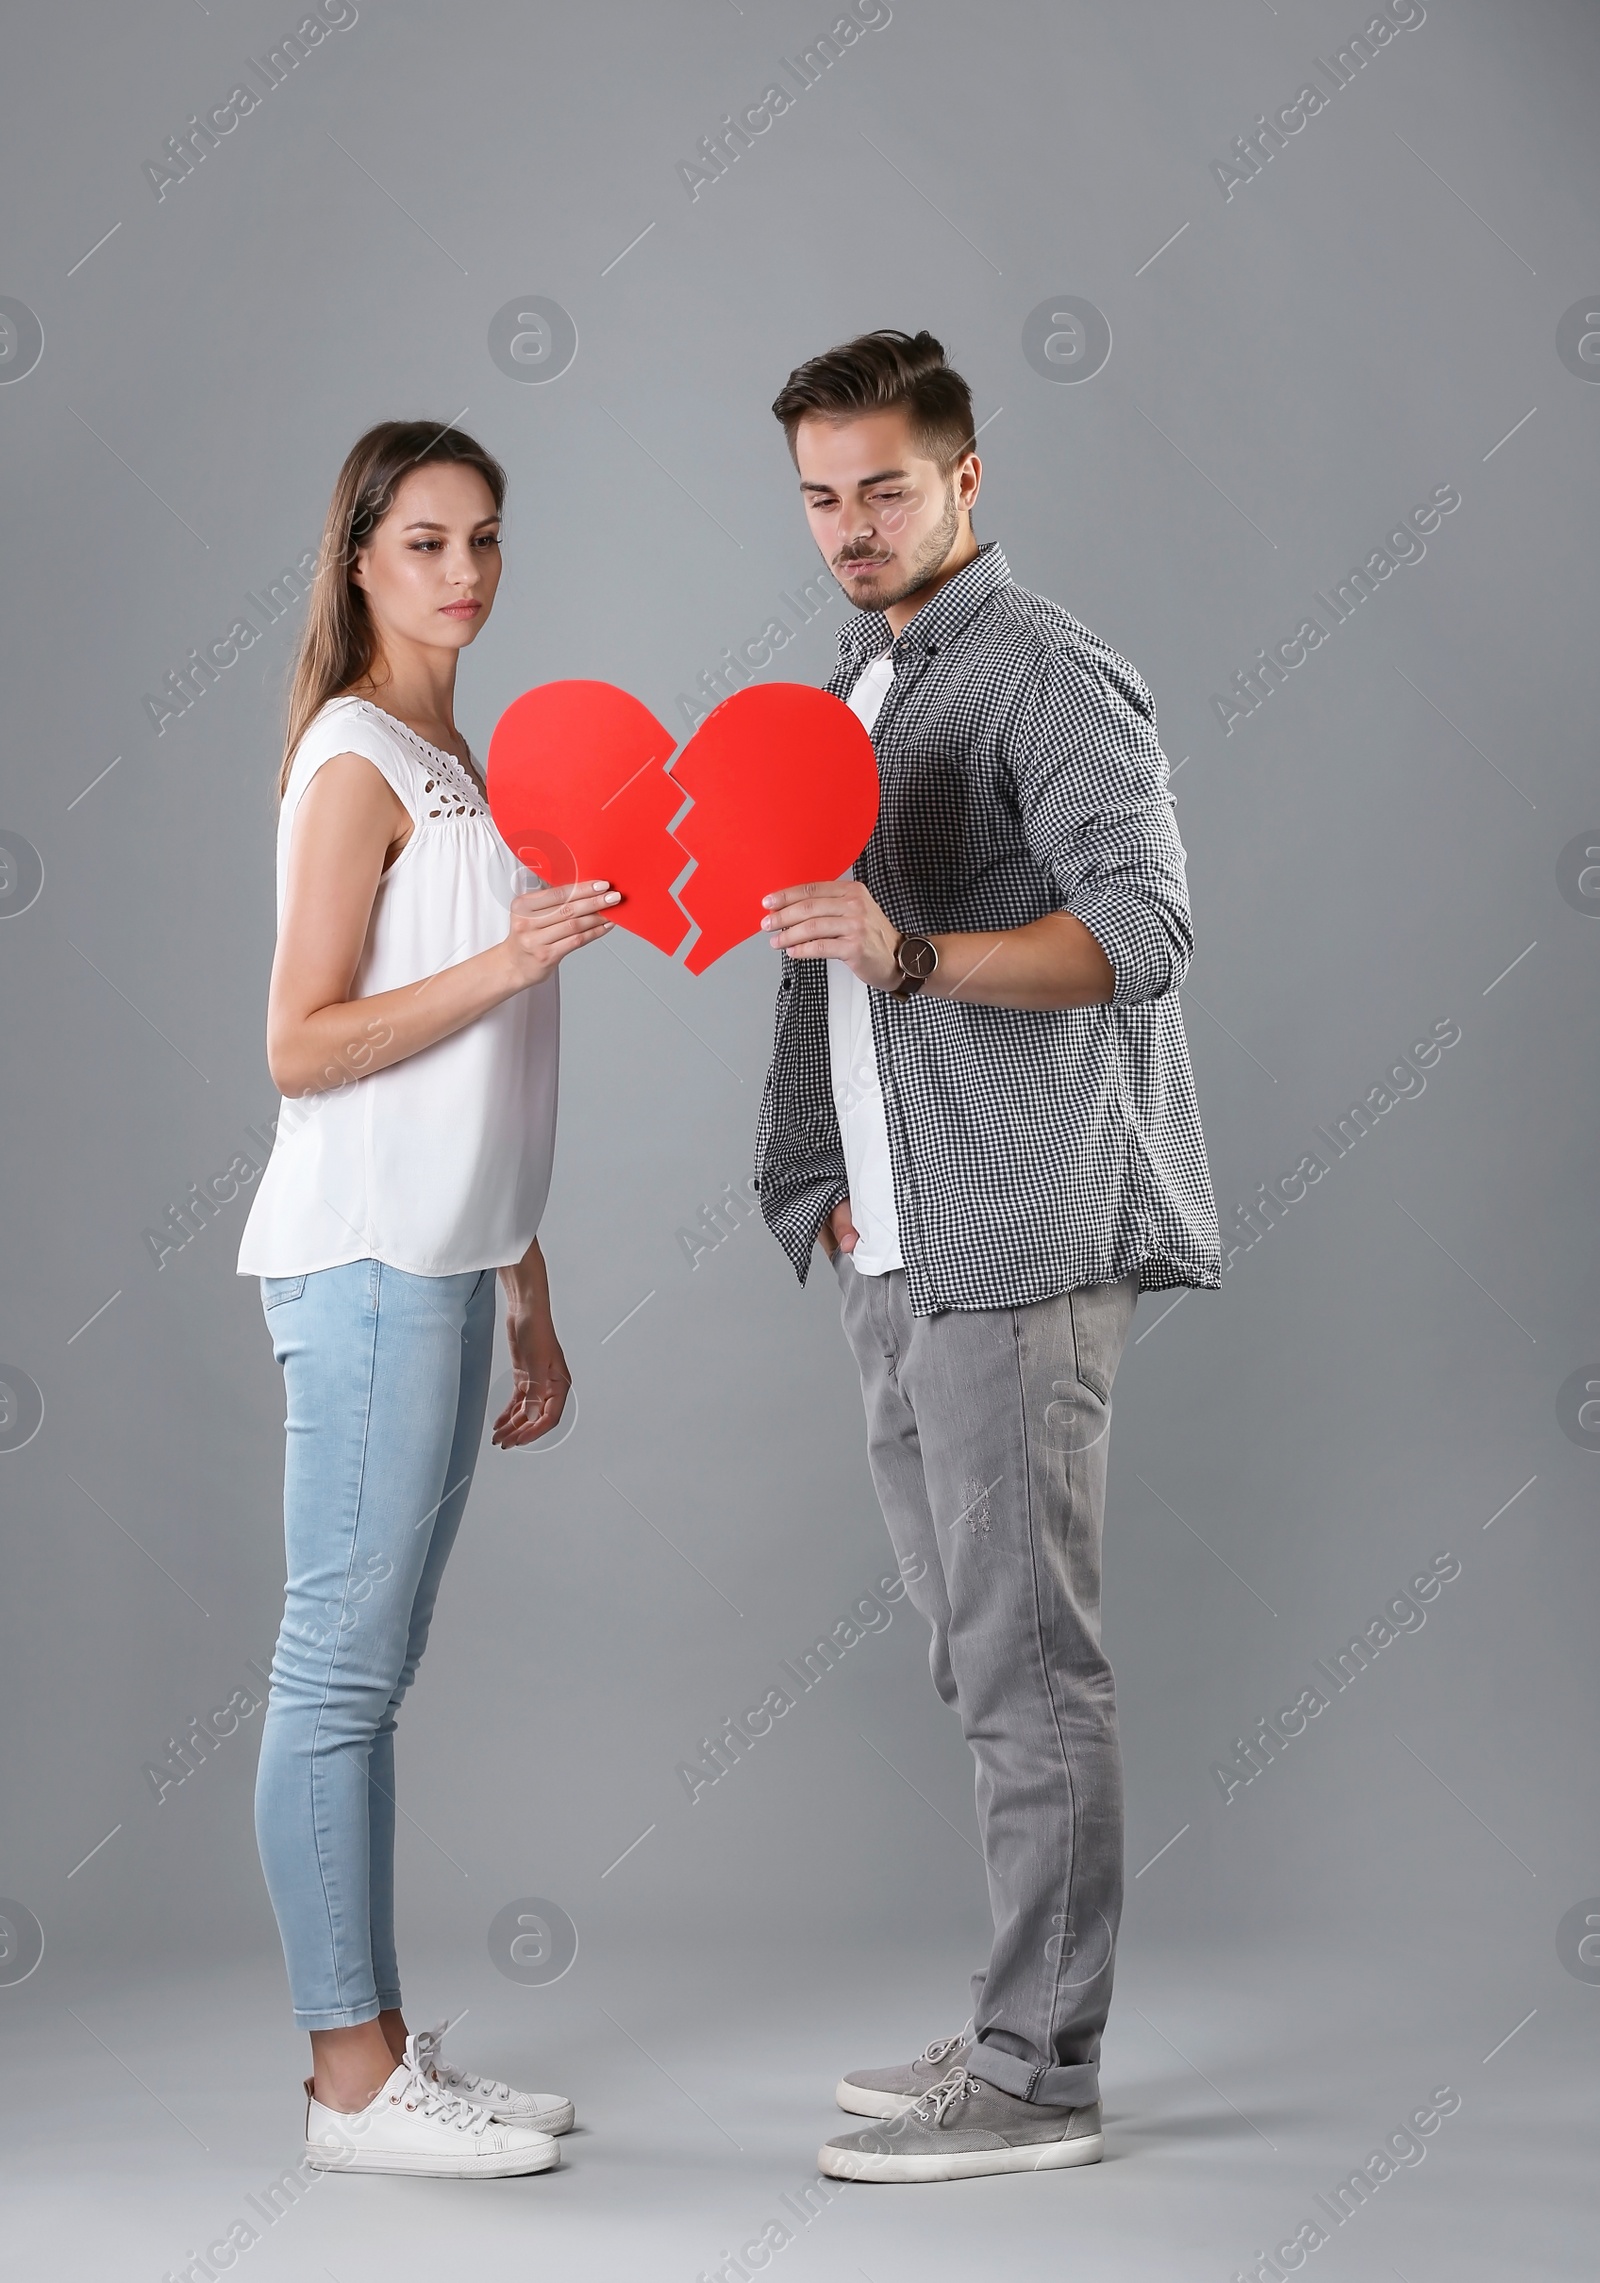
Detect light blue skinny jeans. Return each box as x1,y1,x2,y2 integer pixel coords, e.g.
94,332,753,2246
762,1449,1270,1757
254,1257,496,2029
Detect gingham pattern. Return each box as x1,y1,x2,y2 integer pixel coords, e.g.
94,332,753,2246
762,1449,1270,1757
754,543,1221,1315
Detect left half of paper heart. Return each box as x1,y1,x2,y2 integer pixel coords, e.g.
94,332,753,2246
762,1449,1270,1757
487,680,691,958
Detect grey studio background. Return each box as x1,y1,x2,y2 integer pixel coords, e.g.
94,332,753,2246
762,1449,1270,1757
1,1,1596,2277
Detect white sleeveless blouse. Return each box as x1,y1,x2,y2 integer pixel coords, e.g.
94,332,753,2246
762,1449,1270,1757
236,695,559,1279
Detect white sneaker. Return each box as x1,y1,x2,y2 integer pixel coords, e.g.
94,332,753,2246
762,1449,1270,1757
414,2019,575,2135
304,2035,560,2177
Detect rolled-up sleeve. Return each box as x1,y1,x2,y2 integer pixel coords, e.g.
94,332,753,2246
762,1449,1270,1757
1012,652,1194,1005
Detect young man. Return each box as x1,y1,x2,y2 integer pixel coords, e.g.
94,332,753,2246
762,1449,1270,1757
754,330,1220,2184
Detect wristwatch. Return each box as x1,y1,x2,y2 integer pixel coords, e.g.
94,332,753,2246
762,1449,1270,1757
890,932,939,999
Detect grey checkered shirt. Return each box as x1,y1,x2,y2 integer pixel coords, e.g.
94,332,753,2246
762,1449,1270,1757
753,541,1221,1315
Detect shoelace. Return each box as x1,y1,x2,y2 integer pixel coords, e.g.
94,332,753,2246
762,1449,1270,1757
916,2033,966,2071
908,2064,978,2128
413,2022,513,2106
413,2021,448,2072
393,2064,494,2134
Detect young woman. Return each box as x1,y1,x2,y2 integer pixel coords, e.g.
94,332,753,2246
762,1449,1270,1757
236,420,619,2178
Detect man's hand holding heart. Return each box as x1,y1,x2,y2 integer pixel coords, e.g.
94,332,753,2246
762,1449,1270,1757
761,880,1117,1013
759,877,902,990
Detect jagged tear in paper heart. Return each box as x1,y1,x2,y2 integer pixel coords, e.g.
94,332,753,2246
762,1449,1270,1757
669,684,880,974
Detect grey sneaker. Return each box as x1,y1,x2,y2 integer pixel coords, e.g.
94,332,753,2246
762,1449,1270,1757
835,2032,970,2119
819,2065,1103,2182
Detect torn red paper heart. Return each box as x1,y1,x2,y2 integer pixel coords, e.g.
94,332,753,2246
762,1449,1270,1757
486,679,879,973
486,680,690,957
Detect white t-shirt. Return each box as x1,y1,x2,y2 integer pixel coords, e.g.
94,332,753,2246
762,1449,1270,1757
826,650,903,1275
236,696,559,1279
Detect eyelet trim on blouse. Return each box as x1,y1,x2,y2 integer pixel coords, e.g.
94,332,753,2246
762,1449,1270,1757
351,699,489,820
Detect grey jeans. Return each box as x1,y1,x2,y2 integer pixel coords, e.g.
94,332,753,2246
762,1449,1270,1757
833,1250,1139,2108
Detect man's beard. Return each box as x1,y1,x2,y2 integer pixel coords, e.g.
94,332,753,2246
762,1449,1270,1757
835,481,961,612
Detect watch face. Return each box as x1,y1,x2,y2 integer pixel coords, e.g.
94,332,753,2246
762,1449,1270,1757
900,935,938,979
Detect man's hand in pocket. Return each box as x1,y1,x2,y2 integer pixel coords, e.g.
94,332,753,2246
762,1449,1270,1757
820,1198,859,1260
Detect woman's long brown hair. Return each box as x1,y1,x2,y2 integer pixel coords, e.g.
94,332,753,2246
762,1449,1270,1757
280,420,507,799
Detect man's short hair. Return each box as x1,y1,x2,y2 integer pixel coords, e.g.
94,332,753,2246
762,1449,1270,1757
771,329,976,473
